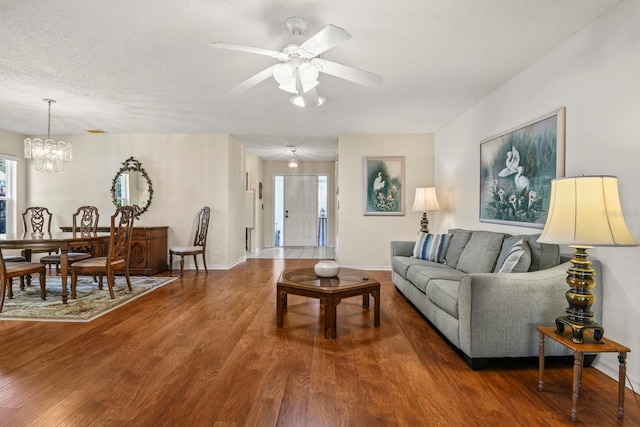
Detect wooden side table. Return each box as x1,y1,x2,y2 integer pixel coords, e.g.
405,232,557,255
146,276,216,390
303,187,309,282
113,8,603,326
537,326,631,422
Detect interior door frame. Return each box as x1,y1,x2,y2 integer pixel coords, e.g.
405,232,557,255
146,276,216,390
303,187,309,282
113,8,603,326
274,173,329,247
283,175,317,246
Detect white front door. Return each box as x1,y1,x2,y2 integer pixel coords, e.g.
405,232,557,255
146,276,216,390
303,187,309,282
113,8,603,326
284,175,317,246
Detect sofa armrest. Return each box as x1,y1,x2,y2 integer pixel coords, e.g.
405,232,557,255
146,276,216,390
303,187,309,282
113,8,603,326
390,241,415,258
457,260,602,359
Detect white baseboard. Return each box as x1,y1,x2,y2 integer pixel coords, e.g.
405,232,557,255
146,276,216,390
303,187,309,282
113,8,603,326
593,357,640,396
170,255,246,271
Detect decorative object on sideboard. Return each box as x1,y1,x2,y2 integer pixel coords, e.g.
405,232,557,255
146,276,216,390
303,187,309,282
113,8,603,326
314,260,340,278
412,187,440,233
111,157,153,219
24,99,73,173
537,175,638,343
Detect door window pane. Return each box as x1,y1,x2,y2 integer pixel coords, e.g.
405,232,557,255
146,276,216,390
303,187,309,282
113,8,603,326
0,157,17,234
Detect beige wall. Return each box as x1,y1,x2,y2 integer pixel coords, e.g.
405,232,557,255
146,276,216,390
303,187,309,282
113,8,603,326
261,160,336,248
435,0,640,389
337,133,435,268
22,132,246,269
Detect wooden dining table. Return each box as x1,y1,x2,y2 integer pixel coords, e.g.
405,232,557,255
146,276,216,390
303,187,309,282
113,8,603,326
0,232,111,304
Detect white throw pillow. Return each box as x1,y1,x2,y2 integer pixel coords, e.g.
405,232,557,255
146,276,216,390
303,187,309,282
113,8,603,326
497,238,531,273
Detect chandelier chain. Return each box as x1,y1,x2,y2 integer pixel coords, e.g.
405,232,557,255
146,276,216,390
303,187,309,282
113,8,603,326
47,100,51,139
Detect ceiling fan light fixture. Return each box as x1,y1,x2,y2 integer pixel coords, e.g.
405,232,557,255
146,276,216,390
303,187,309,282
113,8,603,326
273,63,294,86
278,81,298,94
274,61,319,95
298,62,319,86
291,94,326,107
274,63,299,93
211,17,382,103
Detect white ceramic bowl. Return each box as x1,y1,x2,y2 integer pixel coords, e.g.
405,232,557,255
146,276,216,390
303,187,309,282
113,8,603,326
314,260,340,277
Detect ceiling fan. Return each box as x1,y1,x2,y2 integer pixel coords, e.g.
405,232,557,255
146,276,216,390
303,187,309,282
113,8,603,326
210,17,382,107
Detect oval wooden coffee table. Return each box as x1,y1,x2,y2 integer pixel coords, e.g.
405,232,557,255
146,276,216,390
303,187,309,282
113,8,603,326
276,267,380,339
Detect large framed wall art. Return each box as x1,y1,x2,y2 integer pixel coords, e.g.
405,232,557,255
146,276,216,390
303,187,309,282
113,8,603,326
363,156,405,216
479,107,565,228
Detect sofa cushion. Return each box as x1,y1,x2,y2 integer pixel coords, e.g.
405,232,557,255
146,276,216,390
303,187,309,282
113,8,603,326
412,232,451,262
425,279,460,319
406,264,465,293
392,256,436,280
444,229,472,268
456,231,506,273
495,238,531,273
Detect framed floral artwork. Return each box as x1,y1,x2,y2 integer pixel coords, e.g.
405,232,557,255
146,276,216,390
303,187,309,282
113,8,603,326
363,156,405,216
479,107,566,228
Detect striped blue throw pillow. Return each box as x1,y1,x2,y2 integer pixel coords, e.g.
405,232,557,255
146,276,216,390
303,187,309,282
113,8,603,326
412,232,451,263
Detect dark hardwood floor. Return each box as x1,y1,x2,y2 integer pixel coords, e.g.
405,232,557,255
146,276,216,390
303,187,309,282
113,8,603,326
0,259,638,426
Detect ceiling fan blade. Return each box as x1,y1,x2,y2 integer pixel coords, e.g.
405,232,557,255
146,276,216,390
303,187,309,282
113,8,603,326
299,24,351,56
210,42,288,61
314,59,383,87
229,66,276,94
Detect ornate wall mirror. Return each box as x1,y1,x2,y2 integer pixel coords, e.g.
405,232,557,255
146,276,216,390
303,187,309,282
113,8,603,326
111,157,153,219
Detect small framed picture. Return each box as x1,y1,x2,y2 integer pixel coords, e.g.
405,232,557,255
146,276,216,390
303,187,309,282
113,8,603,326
363,156,405,216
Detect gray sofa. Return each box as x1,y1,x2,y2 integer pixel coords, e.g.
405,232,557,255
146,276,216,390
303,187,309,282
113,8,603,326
390,229,602,369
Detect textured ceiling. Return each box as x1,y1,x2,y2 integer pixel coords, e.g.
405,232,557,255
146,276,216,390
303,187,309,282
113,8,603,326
0,0,619,161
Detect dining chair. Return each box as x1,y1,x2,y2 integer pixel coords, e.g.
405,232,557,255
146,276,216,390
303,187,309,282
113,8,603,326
4,255,27,290
169,206,210,277
21,206,57,286
21,206,57,256
0,247,47,313
40,206,100,273
70,206,135,299
22,206,53,235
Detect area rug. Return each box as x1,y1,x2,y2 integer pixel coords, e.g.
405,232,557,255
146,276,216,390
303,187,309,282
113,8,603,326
0,276,177,322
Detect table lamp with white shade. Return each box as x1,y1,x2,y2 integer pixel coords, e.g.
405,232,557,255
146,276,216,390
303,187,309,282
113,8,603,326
412,187,440,233
537,175,638,343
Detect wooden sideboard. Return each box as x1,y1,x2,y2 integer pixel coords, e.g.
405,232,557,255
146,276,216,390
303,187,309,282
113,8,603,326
60,226,169,275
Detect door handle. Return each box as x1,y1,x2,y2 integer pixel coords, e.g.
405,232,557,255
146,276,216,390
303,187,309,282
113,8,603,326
285,210,289,218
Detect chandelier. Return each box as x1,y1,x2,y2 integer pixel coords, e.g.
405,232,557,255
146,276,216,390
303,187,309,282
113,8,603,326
24,99,72,173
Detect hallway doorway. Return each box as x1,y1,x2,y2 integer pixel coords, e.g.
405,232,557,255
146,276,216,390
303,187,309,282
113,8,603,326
274,174,328,247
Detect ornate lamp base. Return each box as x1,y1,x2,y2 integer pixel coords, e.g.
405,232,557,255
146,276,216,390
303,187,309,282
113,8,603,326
555,246,604,344
419,212,429,233
555,316,604,344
